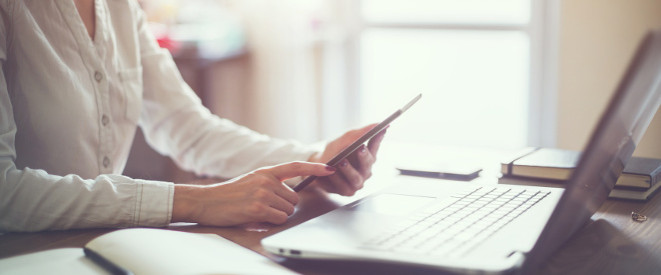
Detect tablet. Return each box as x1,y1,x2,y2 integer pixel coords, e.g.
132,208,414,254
293,94,422,192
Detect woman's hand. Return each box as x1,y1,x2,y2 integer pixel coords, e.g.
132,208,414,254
307,124,387,196
172,162,336,226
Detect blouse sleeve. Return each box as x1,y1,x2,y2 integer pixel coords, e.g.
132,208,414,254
0,2,174,232
131,2,317,179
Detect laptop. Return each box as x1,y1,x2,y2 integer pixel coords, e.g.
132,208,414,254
262,29,661,274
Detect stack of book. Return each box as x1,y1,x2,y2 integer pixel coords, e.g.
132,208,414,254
500,148,661,201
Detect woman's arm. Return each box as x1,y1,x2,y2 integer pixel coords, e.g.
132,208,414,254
0,3,173,232
0,73,174,232
130,2,317,179
172,162,335,226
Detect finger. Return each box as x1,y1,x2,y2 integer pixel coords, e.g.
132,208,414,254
324,173,354,196
337,159,364,191
345,123,379,141
248,173,299,205
354,145,376,179
243,201,289,224
266,161,336,181
367,127,388,155
261,207,290,225
331,124,379,151
273,182,299,206
266,193,297,216
317,178,340,194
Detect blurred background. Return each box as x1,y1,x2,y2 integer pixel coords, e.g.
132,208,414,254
125,0,661,182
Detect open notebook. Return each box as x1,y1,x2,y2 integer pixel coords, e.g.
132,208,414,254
0,228,296,275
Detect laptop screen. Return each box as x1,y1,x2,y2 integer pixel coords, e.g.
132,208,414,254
524,29,661,272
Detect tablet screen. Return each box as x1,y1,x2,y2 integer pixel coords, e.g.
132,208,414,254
293,94,421,192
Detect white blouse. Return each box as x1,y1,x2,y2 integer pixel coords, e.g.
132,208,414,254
0,0,315,232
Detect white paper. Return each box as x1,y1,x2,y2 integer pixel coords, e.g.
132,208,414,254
0,248,109,275
85,228,298,275
0,229,298,275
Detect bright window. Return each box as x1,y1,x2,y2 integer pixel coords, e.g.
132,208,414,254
355,0,556,149
362,0,530,24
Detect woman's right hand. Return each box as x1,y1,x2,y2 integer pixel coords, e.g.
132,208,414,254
171,162,336,226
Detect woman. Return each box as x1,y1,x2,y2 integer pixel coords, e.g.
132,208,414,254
0,0,383,232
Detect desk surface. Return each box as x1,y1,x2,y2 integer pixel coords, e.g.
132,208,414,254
1,146,660,275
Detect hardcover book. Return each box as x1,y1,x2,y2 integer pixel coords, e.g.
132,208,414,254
500,148,661,201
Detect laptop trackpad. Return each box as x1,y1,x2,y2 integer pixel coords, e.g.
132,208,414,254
348,193,435,216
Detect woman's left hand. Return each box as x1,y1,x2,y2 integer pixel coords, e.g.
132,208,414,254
307,124,387,196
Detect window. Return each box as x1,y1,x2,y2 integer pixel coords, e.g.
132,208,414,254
350,0,558,149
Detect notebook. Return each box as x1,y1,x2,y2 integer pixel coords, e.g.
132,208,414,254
261,29,661,274
0,228,296,275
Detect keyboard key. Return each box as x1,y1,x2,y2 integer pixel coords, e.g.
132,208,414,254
362,187,550,256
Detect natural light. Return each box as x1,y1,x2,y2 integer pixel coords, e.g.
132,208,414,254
362,0,530,24
357,1,532,149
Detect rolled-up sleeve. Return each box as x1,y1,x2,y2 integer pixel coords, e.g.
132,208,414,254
0,167,174,232
0,58,175,232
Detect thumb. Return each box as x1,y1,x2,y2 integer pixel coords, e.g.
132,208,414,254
348,123,378,139
333,123,379,149
266,161,336,181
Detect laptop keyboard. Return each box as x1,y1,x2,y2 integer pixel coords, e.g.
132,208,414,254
361,186,551,257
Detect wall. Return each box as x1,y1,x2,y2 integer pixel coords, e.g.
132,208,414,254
232,0,329,143
557,0,661,158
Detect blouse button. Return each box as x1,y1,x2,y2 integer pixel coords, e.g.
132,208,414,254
103,156,110,168
94,71,103,82
101,115,109,126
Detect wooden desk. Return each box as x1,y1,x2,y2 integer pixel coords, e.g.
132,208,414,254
2,146,661,275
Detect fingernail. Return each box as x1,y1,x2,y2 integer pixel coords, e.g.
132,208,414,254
341,160,349,167
326,165,337,172
360,146,367,153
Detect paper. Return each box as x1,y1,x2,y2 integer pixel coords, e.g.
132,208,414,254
0,248,109,275
85,228,298,275
0,229,298,275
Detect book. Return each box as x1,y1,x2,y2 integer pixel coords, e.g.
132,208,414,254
0,228,297,275
614,157,661,189
500,148,661,200
607,183,661,201
500,148,579,181
499,147,540,176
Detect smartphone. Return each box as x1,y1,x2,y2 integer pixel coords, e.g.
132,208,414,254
293,94,422,192
396,165,482,181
